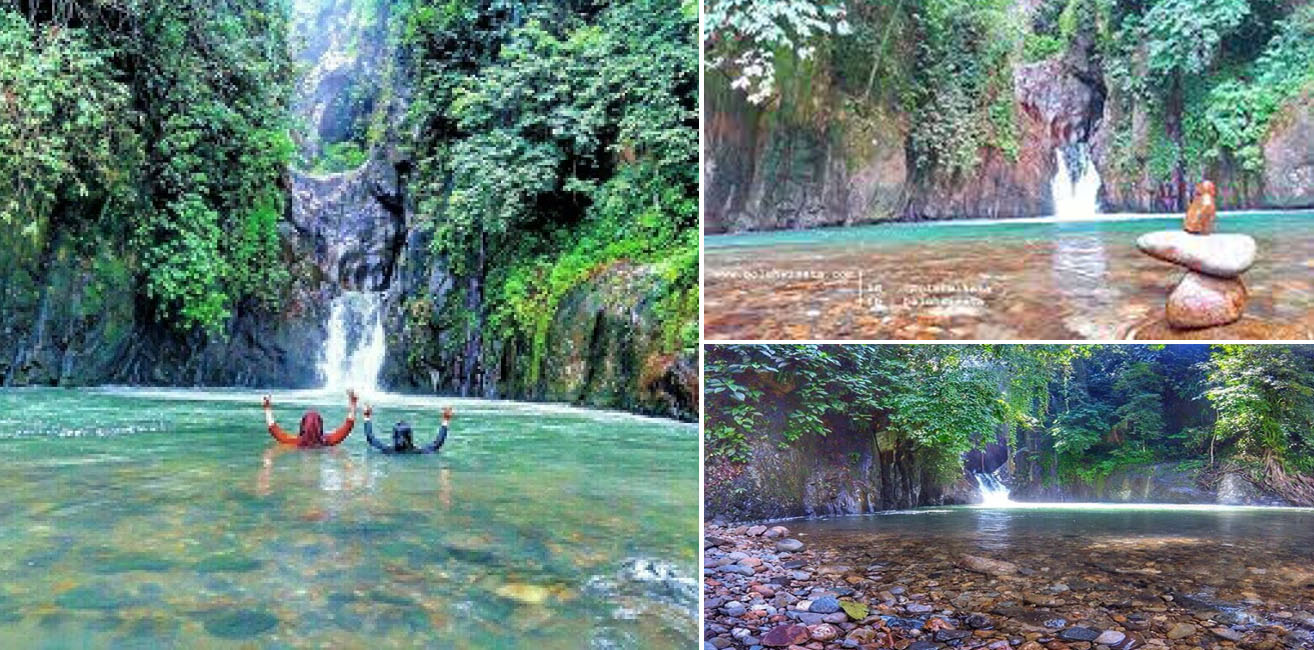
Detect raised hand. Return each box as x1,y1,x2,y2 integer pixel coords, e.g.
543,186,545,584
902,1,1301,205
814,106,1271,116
262,395,272,410
442,406,454,421
363,404,373,419
347,389,358,405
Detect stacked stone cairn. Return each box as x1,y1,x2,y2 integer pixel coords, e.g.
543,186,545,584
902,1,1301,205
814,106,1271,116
1136,181,1256,329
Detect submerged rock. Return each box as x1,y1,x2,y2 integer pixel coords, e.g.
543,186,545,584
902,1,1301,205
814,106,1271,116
202,609,280,639
193,554,263,574
957,554,1018,576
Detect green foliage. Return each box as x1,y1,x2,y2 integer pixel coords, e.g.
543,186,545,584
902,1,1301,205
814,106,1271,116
1182,6,1314,172
707,344,1314,488
703,0,852,103
1143,0,1252,81
1023,32,1065,62
402,0,698,382
907,0,1021,175
0,10,138,237
315,141,370,173
0,1,295,334
703,345,1079,478
1206,345,1314,473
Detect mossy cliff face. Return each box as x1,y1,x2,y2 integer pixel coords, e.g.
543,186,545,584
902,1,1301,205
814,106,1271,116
1,1,697,422
706,0,1314,233
705,419,974,522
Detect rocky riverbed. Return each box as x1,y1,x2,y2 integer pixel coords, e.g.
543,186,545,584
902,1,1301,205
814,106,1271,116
703,521,1314,650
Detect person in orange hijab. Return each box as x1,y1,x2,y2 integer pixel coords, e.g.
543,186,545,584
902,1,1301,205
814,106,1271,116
262,390,358,447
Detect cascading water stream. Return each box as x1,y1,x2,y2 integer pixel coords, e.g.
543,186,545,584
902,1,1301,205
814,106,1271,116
973,472,1015,507
320,291,386,393
1050,143,1102,219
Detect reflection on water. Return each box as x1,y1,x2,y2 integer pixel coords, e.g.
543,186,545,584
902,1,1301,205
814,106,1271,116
705,211,1314,340
0,388,697,648
1051,232,1116,337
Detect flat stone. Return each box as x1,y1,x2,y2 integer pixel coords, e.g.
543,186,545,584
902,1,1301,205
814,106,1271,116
810,596,840,614
957,554,1018,576
1166,622,1197,639
202,609,279,639
1136,231,1256,278
1166,272,1246,328
1094,630,1127,645
761,623,810,646
1059,627,1101,641
776,539,805,552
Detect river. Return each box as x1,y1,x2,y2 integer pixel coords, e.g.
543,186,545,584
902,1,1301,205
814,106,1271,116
0,387,697,648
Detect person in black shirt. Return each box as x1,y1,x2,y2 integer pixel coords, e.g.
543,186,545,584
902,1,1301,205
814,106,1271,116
362,403,451,454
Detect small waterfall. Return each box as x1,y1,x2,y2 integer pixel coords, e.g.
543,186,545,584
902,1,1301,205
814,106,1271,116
1051,143,1101,219
320,291,386,393
974,472,1014,507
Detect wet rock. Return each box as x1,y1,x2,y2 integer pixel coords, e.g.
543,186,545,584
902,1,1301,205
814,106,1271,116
202,609,279,639
809,595,840,614
907,641,943,650
1184,182,1217,234
1135,231,1256,278
935,629,972,641
1166,622,1197,639
1165,272,1246,329
966,613,993,629
705,536,733,548
55,585,140,611
764,526,790,539
1059,627,1101,641
761,623,810,646
957,554,1018,576
194,553,263,574
92,552,175,573
495,583,554,605
1212,626,1244,641
776,539,805,552
746,525,768,536
809,623,839,641
1094,630,1126,645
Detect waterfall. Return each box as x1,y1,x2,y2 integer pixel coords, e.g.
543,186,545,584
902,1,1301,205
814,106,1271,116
320,291,386,393
973,472,1014,507
1050,143,1101,219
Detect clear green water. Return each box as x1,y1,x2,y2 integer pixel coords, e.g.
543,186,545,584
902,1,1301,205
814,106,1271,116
705,211,1314,250
784,504,1314,624
704,211,1314,339
0,388,697,649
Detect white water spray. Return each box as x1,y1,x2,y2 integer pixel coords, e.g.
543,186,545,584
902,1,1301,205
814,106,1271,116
320,291,386,393
1050,144,1102,219
974,472,1014,507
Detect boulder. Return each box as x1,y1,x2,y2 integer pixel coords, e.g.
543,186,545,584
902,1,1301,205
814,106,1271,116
1165,272,1247,329
1135,231,1256,278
